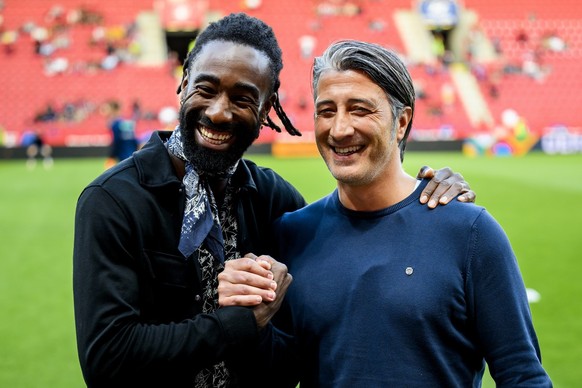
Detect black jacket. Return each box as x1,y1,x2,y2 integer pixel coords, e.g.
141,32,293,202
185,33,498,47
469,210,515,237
73,131,306,387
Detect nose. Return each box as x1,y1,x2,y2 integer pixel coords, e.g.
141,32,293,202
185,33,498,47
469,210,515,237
205,93,233,123
329,110,354,140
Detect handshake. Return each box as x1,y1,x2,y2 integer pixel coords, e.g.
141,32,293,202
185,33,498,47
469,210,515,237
218,253,292,328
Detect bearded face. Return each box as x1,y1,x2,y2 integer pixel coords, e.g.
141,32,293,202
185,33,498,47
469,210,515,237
175,41,275,174
178,103,261,174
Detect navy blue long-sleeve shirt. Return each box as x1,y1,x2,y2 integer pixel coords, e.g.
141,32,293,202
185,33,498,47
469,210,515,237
273,179,551,387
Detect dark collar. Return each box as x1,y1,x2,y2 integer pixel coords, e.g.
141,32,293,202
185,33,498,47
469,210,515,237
133,131,181,188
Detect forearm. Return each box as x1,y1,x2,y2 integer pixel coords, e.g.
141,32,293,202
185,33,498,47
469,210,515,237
75,305,258,382
469,211,551,386
73,247,259,382
231,322,300,388
73,188,259,383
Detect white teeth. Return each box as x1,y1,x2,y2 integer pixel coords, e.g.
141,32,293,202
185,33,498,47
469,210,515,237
335,146,360,155
200,127,232,143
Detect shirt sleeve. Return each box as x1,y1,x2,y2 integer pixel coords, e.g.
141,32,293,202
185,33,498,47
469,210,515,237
231,322,300,388
73,185,260,384
466,210,552,387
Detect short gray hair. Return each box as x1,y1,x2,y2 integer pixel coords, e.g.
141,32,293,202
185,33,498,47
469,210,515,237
312,40,415,161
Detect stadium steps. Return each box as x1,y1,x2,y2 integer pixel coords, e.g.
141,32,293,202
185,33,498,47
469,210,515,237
135,11,168,67
449,64,494,130
394,9,436,64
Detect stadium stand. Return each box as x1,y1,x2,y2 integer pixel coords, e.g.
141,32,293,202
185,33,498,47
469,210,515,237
0,0,176,147
464,0,582,134
1,0,580,148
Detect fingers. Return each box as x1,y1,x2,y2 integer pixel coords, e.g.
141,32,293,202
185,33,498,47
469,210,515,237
416,165,434,179
223,256,293,329
219,259,276,290
420,168,450,207
457,189,476,203
252,272,293,328
218,281,276,307
232,256,273,279
420,167,472,208
217,255,292,310
269,260,290,287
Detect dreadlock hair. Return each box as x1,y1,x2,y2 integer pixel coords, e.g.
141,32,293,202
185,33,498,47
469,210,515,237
177,13,301,136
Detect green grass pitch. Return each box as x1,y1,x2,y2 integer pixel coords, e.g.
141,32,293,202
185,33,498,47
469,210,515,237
0,151,580,387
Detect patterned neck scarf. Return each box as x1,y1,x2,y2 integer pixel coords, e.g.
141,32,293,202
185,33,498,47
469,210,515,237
165,128,237,263
193,189,239,387
167,128,240,386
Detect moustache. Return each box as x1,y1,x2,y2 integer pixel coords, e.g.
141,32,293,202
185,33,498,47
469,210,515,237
183,109,236,133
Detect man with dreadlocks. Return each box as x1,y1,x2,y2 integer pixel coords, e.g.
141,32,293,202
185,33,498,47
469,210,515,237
73,13,475,388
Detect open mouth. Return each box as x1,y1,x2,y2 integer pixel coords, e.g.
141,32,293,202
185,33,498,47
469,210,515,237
199,126,233,145
333,145,363,156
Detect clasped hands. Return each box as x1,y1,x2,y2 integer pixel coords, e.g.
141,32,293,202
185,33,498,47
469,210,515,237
218,253,292,329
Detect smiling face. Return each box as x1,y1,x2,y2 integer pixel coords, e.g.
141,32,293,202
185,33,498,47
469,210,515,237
178,40,275,173
314,69,409,188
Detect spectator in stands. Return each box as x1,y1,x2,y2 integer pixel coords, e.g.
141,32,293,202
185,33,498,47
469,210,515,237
73,13,476,388
218,39,553,388
43,56,69,76
521,50,545,80
1,29,18,55
413,78,427,100
34,102,58,122
542,31,567,52
491,36,503,55
131,99,142,121
45,5,65,25
298,34,317,59
242,0,263,10
516,28,529,46
101,51,119,70
368,17,386,32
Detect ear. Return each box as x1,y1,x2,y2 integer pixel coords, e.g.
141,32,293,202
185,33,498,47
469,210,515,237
260,92,277,123
178,69,189,101
396,106,412,142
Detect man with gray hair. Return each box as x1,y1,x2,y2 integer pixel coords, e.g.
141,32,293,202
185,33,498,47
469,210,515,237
218,40,552,387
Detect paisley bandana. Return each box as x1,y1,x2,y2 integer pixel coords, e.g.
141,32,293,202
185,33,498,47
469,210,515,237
165,128,237,262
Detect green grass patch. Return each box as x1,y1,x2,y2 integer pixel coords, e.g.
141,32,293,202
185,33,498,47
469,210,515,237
0,151,580,387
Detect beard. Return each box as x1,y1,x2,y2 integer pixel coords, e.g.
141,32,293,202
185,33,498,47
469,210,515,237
178,104,260,174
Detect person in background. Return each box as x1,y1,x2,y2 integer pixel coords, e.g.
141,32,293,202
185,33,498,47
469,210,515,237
73,14,475,388
218,40,552,387
24,129,53,170
104,100,138,168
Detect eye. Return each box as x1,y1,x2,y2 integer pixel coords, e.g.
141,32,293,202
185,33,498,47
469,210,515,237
351,106,371,116
195,84,216,96
316,108,335,118
232,94,257,108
